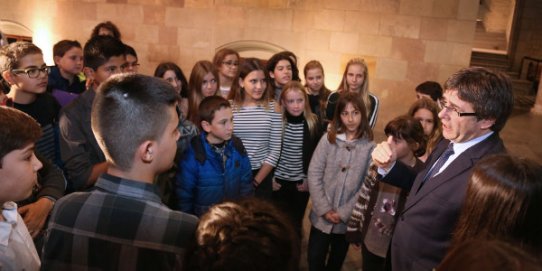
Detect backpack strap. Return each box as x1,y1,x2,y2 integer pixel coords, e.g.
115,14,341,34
191,136,207,164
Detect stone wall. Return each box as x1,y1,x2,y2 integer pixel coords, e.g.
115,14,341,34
0,0,479,132
482,0,513,33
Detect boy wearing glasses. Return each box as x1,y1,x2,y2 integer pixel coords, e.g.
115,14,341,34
123,44,139,73
59,35,125,192
0,42,60,163
0,42,66,245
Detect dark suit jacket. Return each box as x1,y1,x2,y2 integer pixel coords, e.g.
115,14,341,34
382,133,506,271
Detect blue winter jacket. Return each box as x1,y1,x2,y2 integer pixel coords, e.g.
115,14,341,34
176,133,253,216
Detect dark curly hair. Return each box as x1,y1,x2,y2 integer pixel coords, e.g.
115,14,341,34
90,21,121,40
196,198,300,271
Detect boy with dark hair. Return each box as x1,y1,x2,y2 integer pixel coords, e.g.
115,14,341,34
415,81,443,102
176,95,253,217
48,40,85,107
123,44,139,73
0,107,43,270
0,42,66,243
41,74,199,270
59,35,125,192
49,40,85,97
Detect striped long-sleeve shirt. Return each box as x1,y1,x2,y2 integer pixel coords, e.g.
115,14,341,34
274,120,305,181
232,101,283,170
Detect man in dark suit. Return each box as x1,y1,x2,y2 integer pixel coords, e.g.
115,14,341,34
372,67,514,271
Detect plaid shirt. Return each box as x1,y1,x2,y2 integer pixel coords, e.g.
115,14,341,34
41,174,199,271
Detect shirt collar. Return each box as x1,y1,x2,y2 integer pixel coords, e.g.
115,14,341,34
94,174,162,204
451,131,494,157
336,133,360,143
336,133,347,141
0,202,19,247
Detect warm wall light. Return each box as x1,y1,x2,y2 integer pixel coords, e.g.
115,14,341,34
33,22,54,66
327,76,340,91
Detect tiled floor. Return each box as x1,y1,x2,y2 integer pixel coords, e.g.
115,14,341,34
500,108,542,163
298,93,542,271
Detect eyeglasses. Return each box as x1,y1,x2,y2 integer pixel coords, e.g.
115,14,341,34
11,66,50,78
439,99,477,117
222,61,239,67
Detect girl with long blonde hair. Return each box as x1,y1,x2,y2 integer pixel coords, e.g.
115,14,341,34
326,58,379,128
273,81,323,236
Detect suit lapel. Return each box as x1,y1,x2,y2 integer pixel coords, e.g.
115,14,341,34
407,154,474,208
402,133,504,213
410,140,448,194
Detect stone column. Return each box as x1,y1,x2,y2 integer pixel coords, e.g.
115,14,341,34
531,69,542,114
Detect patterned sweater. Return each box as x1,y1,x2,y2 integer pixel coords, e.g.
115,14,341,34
346,159,423,257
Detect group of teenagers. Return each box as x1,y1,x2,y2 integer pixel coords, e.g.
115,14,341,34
1,20,541,271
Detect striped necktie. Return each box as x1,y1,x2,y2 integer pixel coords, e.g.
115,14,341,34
423,143,455,182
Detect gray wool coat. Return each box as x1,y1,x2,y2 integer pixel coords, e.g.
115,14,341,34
308,133,374,234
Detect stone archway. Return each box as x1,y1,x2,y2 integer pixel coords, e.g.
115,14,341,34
0,19,33,45
216,40,286,61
